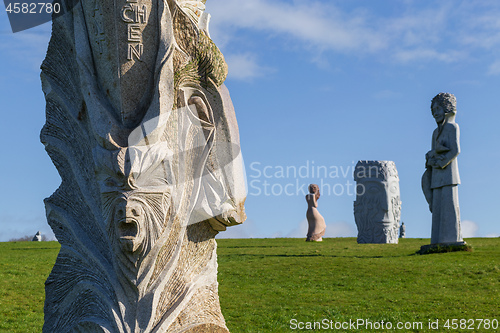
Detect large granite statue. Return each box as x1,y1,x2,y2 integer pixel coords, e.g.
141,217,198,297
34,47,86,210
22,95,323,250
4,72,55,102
354,161,401,244
305,184,326,242
422,92,464,246
40,1,246,332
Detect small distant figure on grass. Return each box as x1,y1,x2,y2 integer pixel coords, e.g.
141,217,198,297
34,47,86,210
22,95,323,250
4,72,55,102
32,231,42,242
399,222,406,238
305,184,326,242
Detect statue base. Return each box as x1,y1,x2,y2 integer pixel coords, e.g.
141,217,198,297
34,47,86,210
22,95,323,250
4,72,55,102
418,241,470,255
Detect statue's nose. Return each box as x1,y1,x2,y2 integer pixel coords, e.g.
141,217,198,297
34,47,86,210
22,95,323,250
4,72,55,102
126,202,142,218
115,200,142,220
380,196,390,212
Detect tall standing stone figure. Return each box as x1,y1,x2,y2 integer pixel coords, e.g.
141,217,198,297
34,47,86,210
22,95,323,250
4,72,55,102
305,184,326,242
354,161,402,244
422,93,464,246
40,1,246,332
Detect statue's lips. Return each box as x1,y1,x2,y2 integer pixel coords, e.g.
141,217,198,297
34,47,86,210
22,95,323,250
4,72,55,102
118,219,140,240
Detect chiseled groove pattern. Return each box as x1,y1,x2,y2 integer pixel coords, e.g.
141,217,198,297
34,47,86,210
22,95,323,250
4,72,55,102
41,12,80,118
41,101,118,331
154,222,220,328
149,215,183,284
167,284,225,332
44,248,117,332
41,9,119,331
173,7,227,106
41,98,110,261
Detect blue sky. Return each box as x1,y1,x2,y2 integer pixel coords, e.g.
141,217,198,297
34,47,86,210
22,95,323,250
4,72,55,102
1,0,499,241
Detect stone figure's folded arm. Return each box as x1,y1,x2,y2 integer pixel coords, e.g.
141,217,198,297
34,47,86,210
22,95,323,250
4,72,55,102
435,142,450,153
436,125,460,169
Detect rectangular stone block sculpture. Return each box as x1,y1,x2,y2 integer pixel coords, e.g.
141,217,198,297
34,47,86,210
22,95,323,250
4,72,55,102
354,161,402,244
40,1,246,332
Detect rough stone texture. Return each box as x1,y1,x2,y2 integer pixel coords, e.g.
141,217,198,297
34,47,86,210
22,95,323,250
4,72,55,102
354,161,401,244
422,92,463,245
183,323,230,333
305,184,326,242
40,1,246,332
399,222,406,238
32,231,42,242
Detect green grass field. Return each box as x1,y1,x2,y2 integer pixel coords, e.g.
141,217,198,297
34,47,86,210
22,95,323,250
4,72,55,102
1,238,499,332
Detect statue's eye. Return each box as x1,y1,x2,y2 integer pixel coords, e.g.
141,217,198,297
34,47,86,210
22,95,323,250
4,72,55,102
188,95,210,123
105,178,118,187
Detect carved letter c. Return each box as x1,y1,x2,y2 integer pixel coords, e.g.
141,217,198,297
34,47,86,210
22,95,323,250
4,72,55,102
121,5,134,23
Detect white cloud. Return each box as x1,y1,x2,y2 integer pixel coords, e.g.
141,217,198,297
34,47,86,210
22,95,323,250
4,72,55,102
372,89,401,100
285,219,308,238
461,220,479,238
384,6,448,47
217,218,356,239
324,221,356,238
207,0,500,68
6,0,500,77
3,27,51,71
216,218,260,239
487,60,500,75
457,6,500,50
393,49,463,64
209,0,386,54
225,53,274,80
0,214,55,242
286,219,356,239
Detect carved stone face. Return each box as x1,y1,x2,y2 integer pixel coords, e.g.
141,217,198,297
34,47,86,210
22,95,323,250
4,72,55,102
431,102,446,124
362,179,400,224
105,191,171,257
94,144,174,257
113,196,146,253
354,161,401,244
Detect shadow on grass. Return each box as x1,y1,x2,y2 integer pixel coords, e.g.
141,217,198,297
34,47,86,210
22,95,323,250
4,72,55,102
221,253,412,259
224,245,293,249
10,247,59,251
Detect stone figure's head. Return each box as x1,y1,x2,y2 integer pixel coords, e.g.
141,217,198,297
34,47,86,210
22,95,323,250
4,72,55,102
114,196,145,252
103,190,172,255
111,194,169,253
354,161,401,244
168,0,247,228
94,146,174,259
431,92,456,124
308,184,320,200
